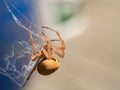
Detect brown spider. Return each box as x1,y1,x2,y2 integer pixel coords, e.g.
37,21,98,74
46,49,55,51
23,26,65,86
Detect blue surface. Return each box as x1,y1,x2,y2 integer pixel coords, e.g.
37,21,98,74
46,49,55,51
0,0,41,89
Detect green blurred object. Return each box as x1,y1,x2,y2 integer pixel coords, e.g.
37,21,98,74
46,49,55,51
56,2,77,23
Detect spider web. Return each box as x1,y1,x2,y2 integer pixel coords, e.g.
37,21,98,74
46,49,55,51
0,0,43,87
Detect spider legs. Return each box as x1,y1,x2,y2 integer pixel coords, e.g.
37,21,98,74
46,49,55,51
42,26,65,58
53,46,65,58
29,26,65,60
42,31,52,60
42,26,65,50
29,27,42,61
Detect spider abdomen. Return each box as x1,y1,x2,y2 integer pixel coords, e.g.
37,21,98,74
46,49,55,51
37,58,60,75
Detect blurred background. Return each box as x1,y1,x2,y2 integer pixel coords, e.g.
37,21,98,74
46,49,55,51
24,0,120,90
0,0,120,90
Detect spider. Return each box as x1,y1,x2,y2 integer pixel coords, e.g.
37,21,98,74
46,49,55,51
23,26,65,86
